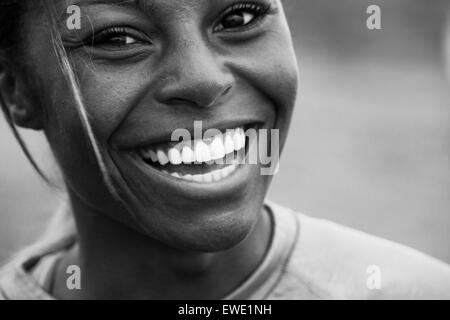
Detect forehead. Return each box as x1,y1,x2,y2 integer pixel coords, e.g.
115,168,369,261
57,0,234,15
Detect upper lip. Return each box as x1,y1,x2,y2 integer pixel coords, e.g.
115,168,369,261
112,119,262,151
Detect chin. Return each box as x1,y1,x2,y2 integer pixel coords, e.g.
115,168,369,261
130,194,265,253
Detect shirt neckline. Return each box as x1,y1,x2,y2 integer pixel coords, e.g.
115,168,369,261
1,200,299,300
224,201,300,299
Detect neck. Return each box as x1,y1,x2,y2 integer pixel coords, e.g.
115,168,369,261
52,194,272,300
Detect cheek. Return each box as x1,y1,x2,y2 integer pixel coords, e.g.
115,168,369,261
32,59,141,209
72,60,152,140
227,29,299,143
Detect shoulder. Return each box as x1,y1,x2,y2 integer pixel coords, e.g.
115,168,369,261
0,263,14,300
0,202,76,300
267,201,450,299
0,255,33,300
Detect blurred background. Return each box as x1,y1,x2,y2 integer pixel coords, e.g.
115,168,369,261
1,0,449,264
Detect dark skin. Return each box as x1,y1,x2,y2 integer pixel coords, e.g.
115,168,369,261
0,0,298,299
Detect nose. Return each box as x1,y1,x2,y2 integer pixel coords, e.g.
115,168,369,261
155,38,234,109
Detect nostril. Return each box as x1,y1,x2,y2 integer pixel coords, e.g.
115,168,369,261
222,85,232,97
164,83,233,109
205,84,233,108
169,97,194,106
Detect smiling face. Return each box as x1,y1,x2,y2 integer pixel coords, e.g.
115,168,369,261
22,0,298,251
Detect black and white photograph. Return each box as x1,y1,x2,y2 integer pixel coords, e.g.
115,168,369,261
0,0,449,302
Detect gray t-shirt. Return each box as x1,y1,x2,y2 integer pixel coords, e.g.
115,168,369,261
1,200,449,299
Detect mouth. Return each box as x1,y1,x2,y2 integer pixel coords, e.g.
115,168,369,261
128,125,254,184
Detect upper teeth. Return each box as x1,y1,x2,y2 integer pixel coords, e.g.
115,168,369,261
139,127,246,166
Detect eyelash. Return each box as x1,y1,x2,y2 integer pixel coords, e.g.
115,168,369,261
83,2,271,48
85,27,149,48
214,2,272,32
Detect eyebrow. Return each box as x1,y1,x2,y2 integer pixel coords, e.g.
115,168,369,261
58,0,145,23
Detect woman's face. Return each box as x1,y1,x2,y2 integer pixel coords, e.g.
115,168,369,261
23,0,298,251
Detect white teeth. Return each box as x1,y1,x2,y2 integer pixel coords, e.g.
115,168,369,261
232,128,245,151
210,135,225,160
168,148,182,165
171,172,181,178
140,149,157,162
139,127,246,166
194,141,211,163
157,149,169,165
167,164,238,183
149,150,158,162
181,146,195,164
222,165,232,178
239,128,246,150
140,148,163,164
212,170,222,181
203,173,213,183
222,164,238,179
201,144,212,162
224,133,235,154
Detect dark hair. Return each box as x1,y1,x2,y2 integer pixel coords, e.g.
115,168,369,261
0,0,26,59
0,0,50,183
0,0,119,196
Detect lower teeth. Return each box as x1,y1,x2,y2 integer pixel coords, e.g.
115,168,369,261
163,164,238,183
140,147,245,183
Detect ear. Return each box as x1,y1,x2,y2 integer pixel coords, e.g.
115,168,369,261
0,64,44,130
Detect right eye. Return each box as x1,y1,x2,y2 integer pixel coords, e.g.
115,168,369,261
86,26,151,49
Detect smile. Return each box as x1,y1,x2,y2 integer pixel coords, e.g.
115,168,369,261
133,127,248,183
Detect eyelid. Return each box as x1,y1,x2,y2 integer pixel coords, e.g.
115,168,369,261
213,1,272,33
84,26,151,46
222,2,269,15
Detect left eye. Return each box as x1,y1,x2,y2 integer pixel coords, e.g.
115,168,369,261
221,11,255,29
215,3,270,32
